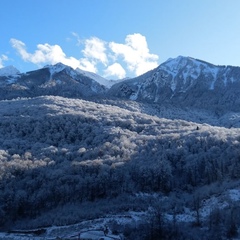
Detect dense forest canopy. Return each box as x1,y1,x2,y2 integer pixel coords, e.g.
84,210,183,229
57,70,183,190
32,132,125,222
0,96,240,239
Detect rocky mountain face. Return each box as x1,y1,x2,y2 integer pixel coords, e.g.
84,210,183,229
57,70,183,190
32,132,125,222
109,56,240,112
0,63,107,100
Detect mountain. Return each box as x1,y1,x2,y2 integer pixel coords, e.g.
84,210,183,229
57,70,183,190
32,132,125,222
109,56,240,112
2,57,240,113
1,58,240,127
0,63,107,100
76,67,116,88
0,65,20,76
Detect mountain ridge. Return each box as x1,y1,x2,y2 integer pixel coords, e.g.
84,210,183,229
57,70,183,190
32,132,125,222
0,63,108,100
1,56,240,113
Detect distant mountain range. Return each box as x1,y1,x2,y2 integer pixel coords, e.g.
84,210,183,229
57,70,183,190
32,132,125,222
1,56,240,112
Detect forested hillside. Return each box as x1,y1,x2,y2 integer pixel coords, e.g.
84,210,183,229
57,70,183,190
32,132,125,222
0,96,240,239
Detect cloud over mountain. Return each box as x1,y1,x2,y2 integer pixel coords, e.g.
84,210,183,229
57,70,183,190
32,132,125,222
10,33,159,79
0,54,8,68
109,33,159,76
10,38,92,72
82,37,108,65
103,63,126,79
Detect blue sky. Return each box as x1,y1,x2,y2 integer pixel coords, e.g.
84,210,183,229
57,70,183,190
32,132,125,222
1,0,240,79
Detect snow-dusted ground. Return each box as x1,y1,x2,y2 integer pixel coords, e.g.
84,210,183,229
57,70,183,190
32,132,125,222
0,213,133,239
1,185,240,239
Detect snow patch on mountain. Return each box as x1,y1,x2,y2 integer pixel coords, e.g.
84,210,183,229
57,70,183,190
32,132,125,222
163,56,219,92
76,68,115,88
130,85,141,100
6,77,18,84
161,56,221,91
44,62,67,79
204,66,219,90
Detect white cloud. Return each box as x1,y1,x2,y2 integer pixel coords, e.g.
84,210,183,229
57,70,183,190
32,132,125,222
109,33,159,75
10,39,30,61
0,54,9,68
104,63,126,79
72,33,108,65
78,58,97,73
10,33,159,78
82,37,108,65
10,38,97,72
71,32,82,45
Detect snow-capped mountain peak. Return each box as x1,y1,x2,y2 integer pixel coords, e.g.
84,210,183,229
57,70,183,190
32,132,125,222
165,55,189,64
44,62,68,76
156,56,222,92
43,63,114,88
0,65,20,76
161,56,211,74
109,56,240,112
